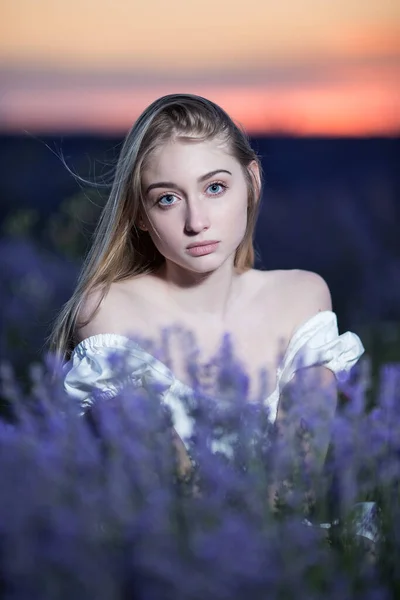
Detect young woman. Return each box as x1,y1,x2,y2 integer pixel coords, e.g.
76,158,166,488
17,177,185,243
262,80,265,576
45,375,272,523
49,93,364,487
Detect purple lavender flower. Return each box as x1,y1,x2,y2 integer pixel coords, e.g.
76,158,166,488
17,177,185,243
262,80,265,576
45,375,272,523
0,335,398,598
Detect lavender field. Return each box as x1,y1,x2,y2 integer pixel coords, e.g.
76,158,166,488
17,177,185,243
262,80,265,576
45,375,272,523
0,134,399,598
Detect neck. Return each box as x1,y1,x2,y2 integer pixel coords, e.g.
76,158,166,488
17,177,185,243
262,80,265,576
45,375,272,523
158,259,243,323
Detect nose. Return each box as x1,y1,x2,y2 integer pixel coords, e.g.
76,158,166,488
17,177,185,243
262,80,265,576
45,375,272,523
184,201,211,233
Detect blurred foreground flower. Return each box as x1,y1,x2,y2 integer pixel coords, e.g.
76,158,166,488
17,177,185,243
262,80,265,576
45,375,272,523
0,340,398,599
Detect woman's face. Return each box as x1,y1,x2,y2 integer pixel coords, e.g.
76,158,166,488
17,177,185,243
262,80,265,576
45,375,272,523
140,136,257,274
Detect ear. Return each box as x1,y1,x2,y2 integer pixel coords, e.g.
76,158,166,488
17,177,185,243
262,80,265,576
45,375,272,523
137,211,148,231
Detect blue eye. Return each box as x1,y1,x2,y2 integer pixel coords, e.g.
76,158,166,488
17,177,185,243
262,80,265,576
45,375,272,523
158,194,176,207
208,183,225,194
157,181,228,208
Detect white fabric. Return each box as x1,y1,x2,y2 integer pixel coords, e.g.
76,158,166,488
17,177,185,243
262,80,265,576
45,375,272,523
63,310,364,445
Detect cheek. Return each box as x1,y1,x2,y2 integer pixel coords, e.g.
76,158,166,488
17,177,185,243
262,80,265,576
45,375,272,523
147,219,178,253
236,199,249,240
221,205,247,248
230,193,248,228
237,212,248,240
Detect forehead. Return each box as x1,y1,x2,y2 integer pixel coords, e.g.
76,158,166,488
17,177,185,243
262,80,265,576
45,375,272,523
142,137,236,181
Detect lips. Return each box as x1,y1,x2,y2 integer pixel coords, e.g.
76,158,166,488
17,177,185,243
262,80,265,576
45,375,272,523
186,240,220,249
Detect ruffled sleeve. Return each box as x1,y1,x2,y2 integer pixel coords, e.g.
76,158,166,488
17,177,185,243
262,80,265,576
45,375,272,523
63,334,176,414
63,334,196,444
277,310,365,391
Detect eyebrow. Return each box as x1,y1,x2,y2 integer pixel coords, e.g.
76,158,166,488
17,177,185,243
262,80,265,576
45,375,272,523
144,169,233,195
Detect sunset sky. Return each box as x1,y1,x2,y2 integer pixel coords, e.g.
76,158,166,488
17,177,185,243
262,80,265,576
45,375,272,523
1,0,399,135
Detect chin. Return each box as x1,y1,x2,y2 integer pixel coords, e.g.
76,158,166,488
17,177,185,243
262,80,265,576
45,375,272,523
187,253,235,273
164,255,221,274
185,259,221,273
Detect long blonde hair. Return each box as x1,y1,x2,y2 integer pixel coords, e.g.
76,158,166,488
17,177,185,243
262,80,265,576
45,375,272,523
46,93,264,362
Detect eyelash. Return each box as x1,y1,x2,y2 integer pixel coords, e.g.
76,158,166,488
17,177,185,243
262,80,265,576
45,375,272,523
156,181,228,208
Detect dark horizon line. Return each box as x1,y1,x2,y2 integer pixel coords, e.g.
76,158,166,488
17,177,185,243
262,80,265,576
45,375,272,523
0,130,399,141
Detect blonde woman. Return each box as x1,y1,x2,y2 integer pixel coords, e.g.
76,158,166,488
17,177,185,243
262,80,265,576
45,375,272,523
49,93,365,492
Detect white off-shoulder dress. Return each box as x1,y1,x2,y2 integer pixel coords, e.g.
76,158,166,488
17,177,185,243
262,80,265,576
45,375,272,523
63,310,377,541
64,310,364,440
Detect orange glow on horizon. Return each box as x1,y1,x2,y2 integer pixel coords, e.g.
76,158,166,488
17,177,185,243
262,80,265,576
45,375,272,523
1,79,398,137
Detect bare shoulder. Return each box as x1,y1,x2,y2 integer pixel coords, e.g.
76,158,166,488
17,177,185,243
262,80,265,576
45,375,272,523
287,269,331,305
75,284,117,343
259,268,332,328
75,275,150,343
283,268,333,324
